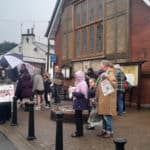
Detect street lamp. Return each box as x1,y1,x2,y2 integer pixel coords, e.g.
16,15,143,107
61,66,71,80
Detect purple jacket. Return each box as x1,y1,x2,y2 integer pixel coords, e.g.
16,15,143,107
20,74,33,98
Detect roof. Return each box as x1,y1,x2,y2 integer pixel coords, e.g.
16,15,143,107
6,39,48,64
45,0,65,39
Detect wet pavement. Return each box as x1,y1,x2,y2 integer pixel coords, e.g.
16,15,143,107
0,101,150,150
0,131,17,150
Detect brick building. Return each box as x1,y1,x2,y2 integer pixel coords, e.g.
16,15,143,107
45,0,150,106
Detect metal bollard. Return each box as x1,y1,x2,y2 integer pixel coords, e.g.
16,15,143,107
56,112,64,150
27,102,36,140
114,138,127,150
11,96,18,126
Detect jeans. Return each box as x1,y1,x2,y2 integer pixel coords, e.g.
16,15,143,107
54,84,62,103
117,91,124,114
102,115,113,133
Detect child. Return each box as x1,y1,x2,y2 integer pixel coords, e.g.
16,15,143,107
87,78,102,129
43,73,51,108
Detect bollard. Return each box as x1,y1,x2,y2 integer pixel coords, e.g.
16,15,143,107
27,102,36,140
114,138,127,150
11,96,18,126
56,112,64,150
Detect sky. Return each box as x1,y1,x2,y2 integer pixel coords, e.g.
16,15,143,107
0,0,57,44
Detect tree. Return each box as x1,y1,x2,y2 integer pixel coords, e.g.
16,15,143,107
0,41,17,55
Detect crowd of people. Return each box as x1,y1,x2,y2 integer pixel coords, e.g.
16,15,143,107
0,59,130,138
69,60,130,138
14,64,64,111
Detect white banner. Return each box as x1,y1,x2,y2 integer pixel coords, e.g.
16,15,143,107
0,84,14,102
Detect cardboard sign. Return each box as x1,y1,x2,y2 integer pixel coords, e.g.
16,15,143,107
100,79,115,96
0,84,14,102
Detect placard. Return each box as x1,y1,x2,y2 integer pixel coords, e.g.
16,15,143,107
121,65,138,86
0,84,14,102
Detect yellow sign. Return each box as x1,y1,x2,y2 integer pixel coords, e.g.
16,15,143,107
121,65,138,86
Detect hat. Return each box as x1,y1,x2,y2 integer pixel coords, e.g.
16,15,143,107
114,64,121,69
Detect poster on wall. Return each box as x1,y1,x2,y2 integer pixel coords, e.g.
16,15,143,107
121,65,138,86
0,84,14,103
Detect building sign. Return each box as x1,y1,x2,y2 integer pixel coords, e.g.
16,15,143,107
0,84,14,102
50,54,56,63
121,65,138,86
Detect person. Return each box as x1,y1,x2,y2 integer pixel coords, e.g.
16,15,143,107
53,65,64,104
114,64,127,115
19,64,29,79
43,72,51,108
85,68,97,86
33,68,44,110
15,72,33,109
96,60,117,138
86,78,99,130
70,70,88,137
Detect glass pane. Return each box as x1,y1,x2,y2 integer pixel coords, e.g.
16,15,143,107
81,1,87,25
82,28,87,55
75,4,81,27
97,0,103,19
75,30,80,57
88,0,95,22
89,25,94,54
67,6,73,31
96,22,103,52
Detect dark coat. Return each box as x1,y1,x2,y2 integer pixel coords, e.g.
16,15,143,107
72,92,89,110
15,74,33,99
44,79,51,93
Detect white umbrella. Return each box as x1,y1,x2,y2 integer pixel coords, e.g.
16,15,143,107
2,55,23,69
17,62,37,76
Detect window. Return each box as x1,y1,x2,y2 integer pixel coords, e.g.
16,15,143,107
89,25,95,54
75,4,81,27
75,30,80,57
81,1,87,25
97,0,103,20
96,23,103,52
72,0,104,59
82,28,87,55
88,0,95,22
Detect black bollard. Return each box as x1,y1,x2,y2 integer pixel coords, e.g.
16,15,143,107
11,96,18,126
56,112,64,150
27,102,36,140
114,138,127,150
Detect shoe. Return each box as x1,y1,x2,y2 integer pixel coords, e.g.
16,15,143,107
35,106,41,110
97,131,106,137
86,126,95,130
44,105,50,109
71,132,82,137
103,133,113,138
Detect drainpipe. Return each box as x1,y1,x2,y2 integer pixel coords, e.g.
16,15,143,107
47,38,50,72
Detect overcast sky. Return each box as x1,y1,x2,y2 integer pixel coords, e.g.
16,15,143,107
0,0,57,44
